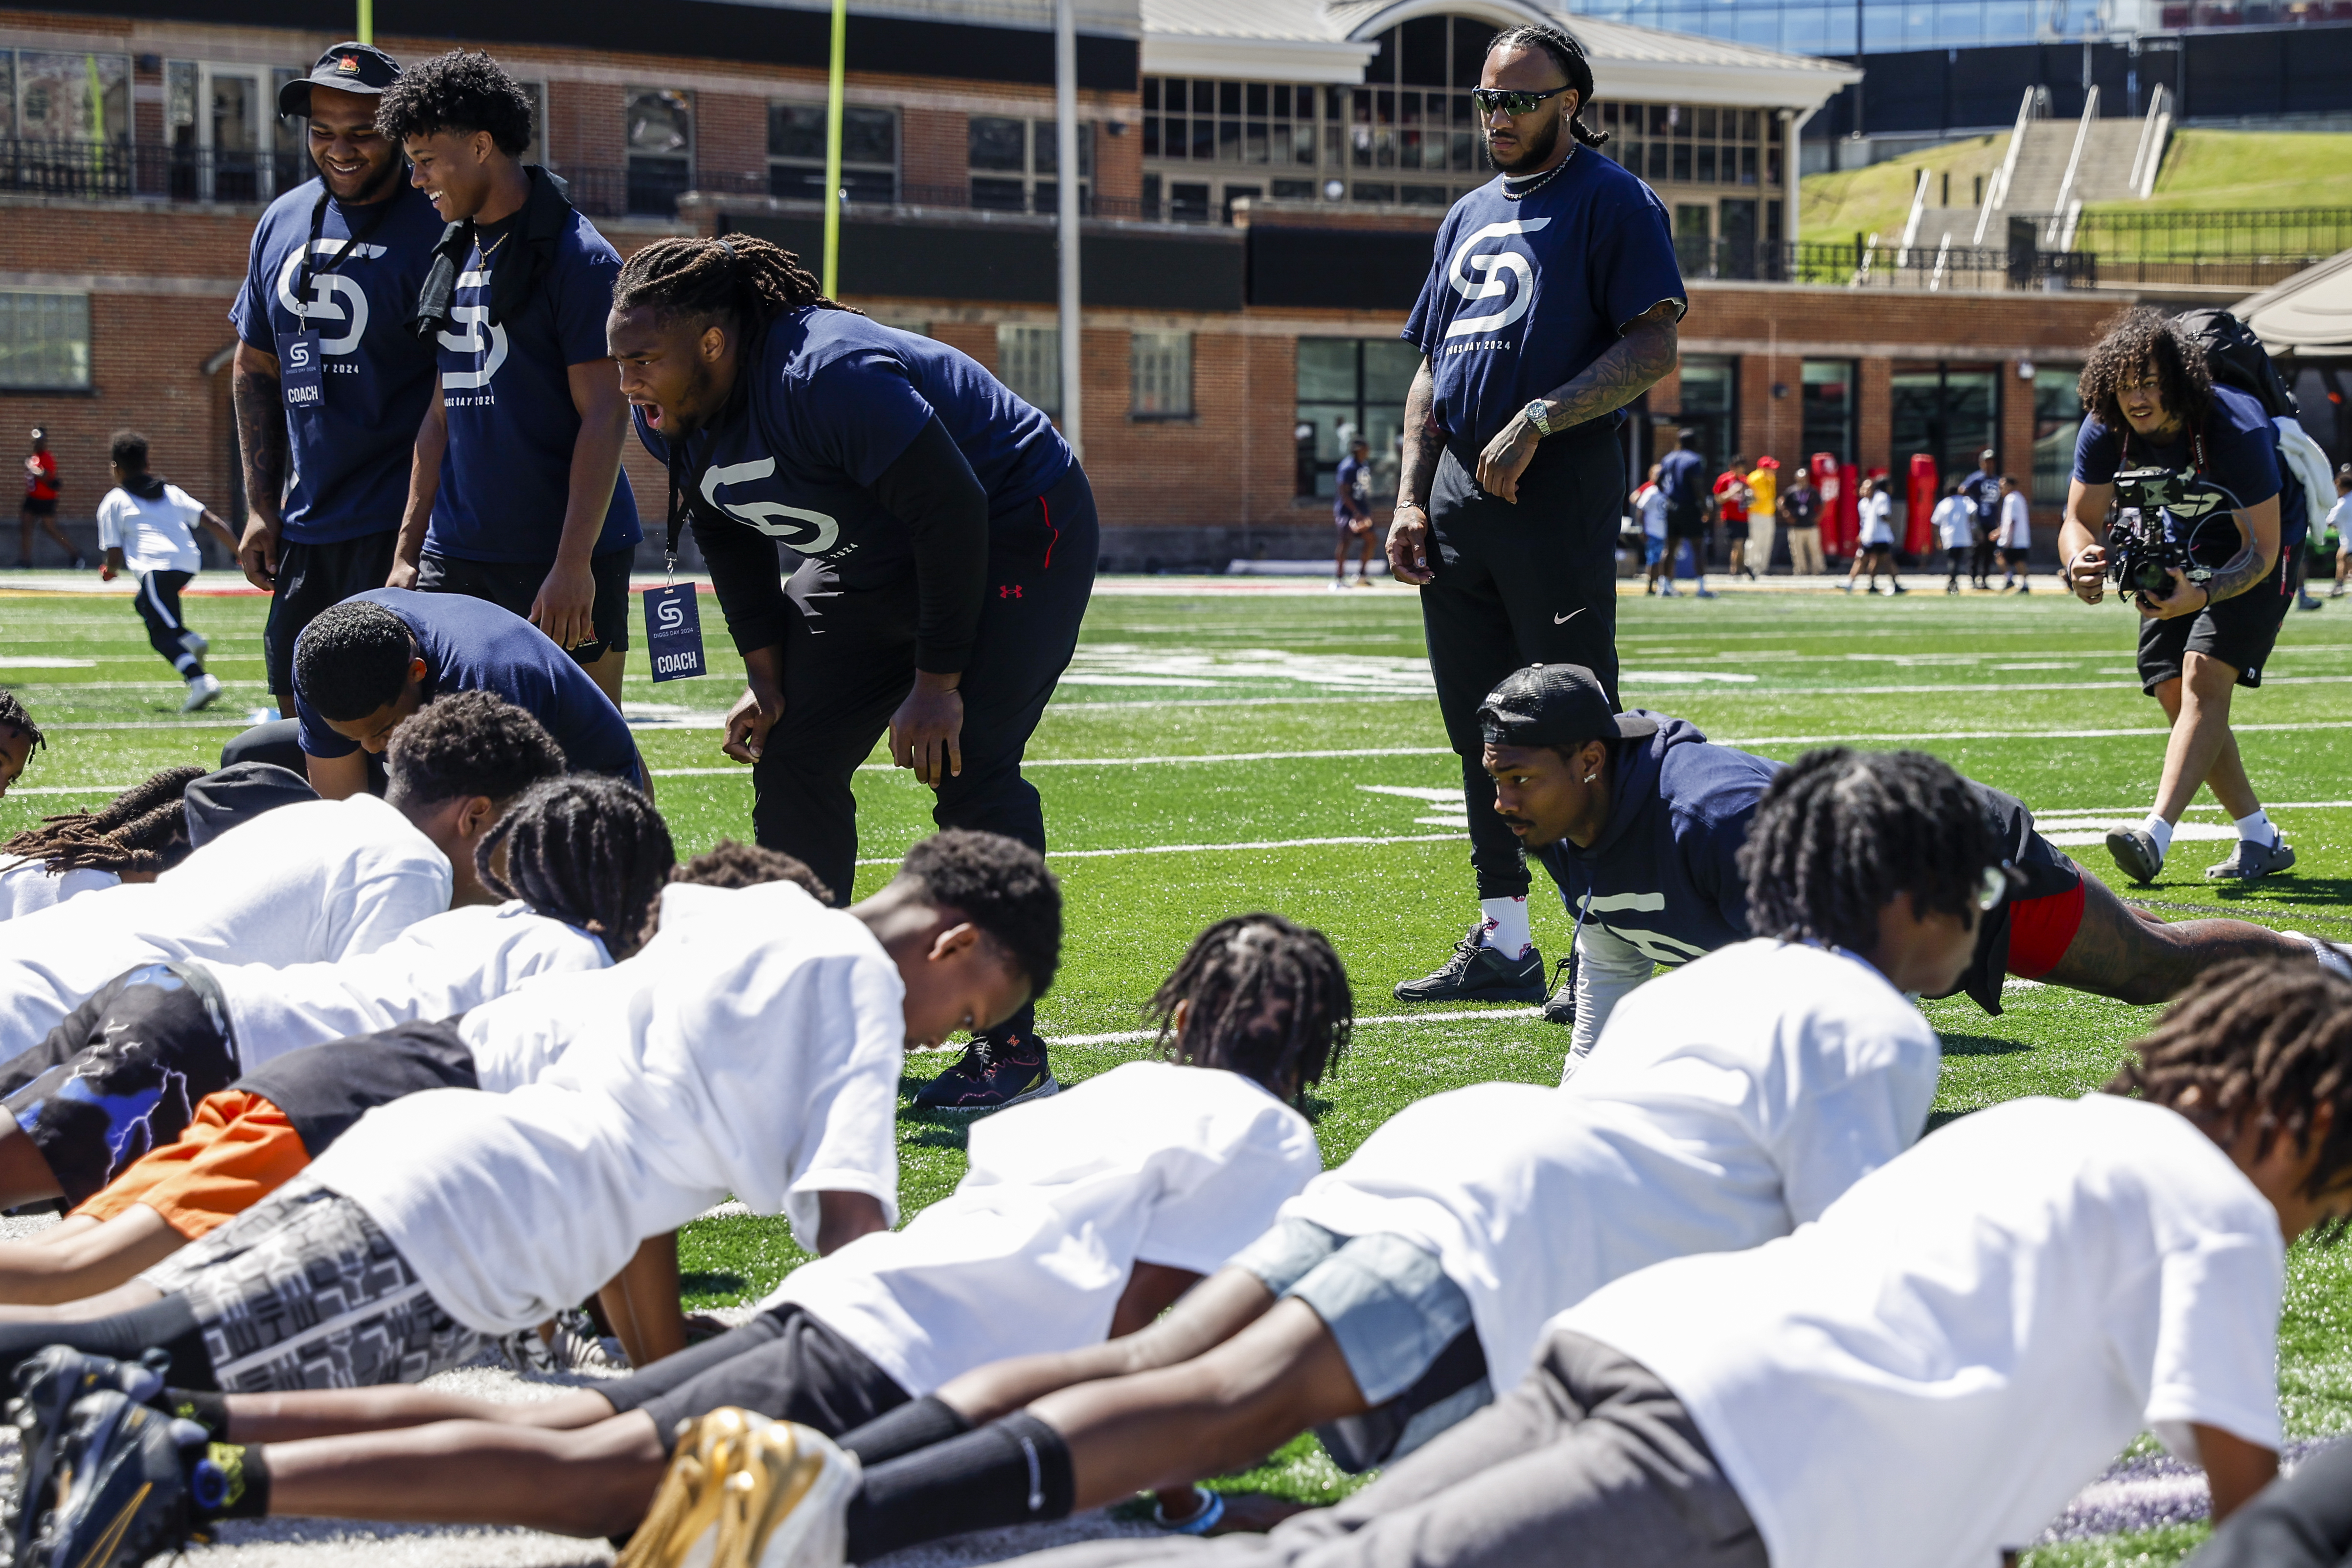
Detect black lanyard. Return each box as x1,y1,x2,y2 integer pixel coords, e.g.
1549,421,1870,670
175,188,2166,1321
292,185,396,326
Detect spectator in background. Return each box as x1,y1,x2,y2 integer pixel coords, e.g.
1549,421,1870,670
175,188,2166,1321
1332,435,1376,591
95,431,239,713
1845,473,1906,595
2328,464,2350,601
1779,465,1824,577
17,428,81,571
1659,427,1715,599
1714,456,1756,581
1935,479,1977,595
1744,454,1779,575
1634,462,1672,596
1963,446,2002,590
1997,474,2034,593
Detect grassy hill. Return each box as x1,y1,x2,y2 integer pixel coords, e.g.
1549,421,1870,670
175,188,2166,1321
1799,132,2009,245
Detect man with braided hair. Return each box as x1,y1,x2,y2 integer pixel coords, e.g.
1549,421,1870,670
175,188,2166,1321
0,686,41,801
1470,663,2351,1074
0,767,203,920
609,230,1097,1110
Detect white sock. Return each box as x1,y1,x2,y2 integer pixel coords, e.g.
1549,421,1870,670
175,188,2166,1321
2140,814,2175,857
2233,808,2276,845
1478,897,1532,959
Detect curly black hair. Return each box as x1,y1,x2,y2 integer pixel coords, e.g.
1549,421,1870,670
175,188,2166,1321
382,690,566,812
2108,959,2352,1241
293,600,416,723
1487,23,1609,149
0,687,44,759
897,829,1062,998
2077,306,2213,443
375,49,533,155
1,765,203,875
672,839,833,904
1737,748,2001,954
476,775,675,960
612,234,860,336
1150,914,1350,1104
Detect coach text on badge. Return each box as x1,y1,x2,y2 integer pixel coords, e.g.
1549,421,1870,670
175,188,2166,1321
275,330,326,409
644,582,707,682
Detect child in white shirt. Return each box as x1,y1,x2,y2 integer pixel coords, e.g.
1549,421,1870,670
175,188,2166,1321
1843,473,1906,595
1935,480,1977,593
94,431,239,714
1997,474,2034,591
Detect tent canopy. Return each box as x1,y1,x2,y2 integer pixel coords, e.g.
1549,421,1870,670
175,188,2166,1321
2239,250,2352,357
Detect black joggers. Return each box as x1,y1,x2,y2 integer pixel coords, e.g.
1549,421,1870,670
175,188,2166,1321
1421,436,1624,901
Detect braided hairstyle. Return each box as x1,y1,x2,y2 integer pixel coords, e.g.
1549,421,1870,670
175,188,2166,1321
1737,748,1999,954
2108,960,2352,1238
0,687,44,759
612,234,861,341
1,766,204,876
2078,306,2212,440
1150,914,1351,1105
671,839,833,904
475,775,675,960
1487,23,1610,149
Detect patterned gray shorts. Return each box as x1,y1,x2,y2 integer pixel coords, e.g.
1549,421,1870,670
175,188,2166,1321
140,1178,492,1393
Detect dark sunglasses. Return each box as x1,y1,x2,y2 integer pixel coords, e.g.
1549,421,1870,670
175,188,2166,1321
1470,85,1573,116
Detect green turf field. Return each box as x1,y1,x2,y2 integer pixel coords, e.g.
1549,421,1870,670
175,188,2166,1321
5,572,2350,1563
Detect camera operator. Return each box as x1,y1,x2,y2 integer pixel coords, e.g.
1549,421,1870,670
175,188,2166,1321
2061,307,2297,884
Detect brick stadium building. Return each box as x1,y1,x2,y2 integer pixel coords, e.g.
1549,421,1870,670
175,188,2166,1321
0,0,2243,570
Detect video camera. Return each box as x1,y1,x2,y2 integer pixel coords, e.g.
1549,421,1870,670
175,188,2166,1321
2105,469,2216,607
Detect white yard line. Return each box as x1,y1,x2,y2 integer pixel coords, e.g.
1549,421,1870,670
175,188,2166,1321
855,831,1467,866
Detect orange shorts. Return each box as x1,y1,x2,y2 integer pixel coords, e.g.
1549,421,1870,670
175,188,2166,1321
69,1090,311,1241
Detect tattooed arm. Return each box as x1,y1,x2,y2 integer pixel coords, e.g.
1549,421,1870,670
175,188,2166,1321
231,342,287,591
1387,357,1442,585
1476,299,1682,504
2137,493,2281,621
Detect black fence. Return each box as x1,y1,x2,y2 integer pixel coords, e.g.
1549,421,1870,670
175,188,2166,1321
1672,235,2101,289
0,138,308,205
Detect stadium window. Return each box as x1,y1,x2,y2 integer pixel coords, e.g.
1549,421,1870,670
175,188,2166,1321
625,86,693,216
969,115,1091,214
2033,366,2084,505
1892,364,2000,489
0,290,90,390
1295,337,1419,500
1801,360,1857,465
1677,355,1739,472
1131,331,1193,419
771,102,898,204
998,323,1060,416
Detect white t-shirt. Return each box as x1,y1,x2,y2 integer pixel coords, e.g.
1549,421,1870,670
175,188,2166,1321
0,856,118,922
197,901,609,1072
0,795,450,1058
1999,489,2033,548
1281,940,1939,1382
1636,484,1668,540
1859,490,1895,546
2327,495,2350,545
1564,1094,2284,1568
773,1061,1322,1396
459,879,827,1094
95,483,205,576
1935,494,1977,550
314,904,906,1335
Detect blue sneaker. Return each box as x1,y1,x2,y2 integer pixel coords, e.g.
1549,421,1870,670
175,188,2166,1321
20,1389,205,1568
913,1029,1060,1113
3,1347,169,1552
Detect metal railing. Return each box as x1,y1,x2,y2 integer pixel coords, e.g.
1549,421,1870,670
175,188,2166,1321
1674,236,2097,289
0,138,309,205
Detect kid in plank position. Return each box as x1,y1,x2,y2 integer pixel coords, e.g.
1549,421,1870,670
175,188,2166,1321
983,957,2352,1568
0,694,567,1209
0,690,563,1069
0,773,676,1303
0,768,205,921
1,910,1345,1560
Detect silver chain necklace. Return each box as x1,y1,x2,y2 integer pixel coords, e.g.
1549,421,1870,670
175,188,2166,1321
1501,144,1574,202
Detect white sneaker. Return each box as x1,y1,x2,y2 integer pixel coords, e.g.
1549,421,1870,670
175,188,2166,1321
1328,580,1347,592
180,673,222,713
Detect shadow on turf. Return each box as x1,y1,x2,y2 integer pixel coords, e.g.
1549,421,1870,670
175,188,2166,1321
1937,1031,2033,1058
682,1270,747,1297
2202,877,2352,920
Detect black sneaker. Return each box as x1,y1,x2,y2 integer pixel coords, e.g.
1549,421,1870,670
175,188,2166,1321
913,1028,1060,1113
1393,927,1548,1004
1539,956,1576,1026
4,1347,170,1548
21,1390,205,1568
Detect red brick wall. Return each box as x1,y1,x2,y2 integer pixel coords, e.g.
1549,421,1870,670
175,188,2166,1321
695,89,768,190
902,108,966,200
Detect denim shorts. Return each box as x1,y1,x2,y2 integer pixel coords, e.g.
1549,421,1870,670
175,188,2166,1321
1229,1217,1491,1471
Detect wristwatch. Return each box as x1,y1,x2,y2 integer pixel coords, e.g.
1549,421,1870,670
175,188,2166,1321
1523,399,1554,438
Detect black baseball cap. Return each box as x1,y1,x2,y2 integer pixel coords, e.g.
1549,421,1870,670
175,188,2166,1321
278,43,401,117
182,762,318,848
1478,664,1658,750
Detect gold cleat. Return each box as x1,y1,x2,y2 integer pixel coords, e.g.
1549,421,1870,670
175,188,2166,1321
618,1407,859,1568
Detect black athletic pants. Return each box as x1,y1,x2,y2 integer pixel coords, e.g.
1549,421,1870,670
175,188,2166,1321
135,570,203,678
2186,1439,2352,1567
751,462,1098,1037
1421,436,1624,901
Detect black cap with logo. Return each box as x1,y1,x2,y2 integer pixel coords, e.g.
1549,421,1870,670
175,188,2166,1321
1477,664,1658,750
278,43,401,117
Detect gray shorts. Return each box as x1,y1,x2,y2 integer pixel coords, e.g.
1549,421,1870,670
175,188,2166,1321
1229,1218,1490,1471
142,1179,491,1392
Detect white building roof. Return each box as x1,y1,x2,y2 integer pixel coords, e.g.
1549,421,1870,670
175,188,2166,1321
1140,0,1858,109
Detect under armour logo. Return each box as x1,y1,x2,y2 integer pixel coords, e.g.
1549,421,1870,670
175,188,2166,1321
999,585,1023,599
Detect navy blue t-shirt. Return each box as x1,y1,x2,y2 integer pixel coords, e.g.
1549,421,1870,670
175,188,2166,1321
429,207,640,564
1657,448,1707,512
230,179,443,545
2072,383,2290,566
1333,454,1370,522
1402,150,1685,467
1961,468,2002,527
295,587,637,778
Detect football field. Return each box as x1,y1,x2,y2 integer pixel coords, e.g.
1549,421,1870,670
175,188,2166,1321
4,571,2351,1565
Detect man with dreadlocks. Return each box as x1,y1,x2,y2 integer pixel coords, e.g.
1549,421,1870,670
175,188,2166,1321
2063,307,2302,885
0,766,200,921
607,229,1097,1111
1470,663,2350,1073
0,687,41,801
1387,22,1685,1012
618,746,1992,1565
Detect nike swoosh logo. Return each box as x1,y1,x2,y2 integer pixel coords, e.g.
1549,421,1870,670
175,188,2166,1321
1553,609,1585,624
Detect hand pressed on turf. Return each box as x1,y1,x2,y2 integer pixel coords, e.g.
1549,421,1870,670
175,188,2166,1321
891,672,965,788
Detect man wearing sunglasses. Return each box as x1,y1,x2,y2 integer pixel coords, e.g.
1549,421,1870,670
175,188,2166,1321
1467,665,2351,1077
1388,23,1686,1010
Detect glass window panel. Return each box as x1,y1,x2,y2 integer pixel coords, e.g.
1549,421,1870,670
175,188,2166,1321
1802,360,1858,465
1246,82,1267,117
1169,182,1210,221
1399,129,1421,170
1697,145,1715,182
1680,355,1735,413
0,55,15,139
1364,338,1423,395
1297,338,1358,403
1351,181,1394,202
1402,15,1450,84
0,292,89,389
970,115,1026,171
971,176,1027,210
1192,118,1214,159
2034,366,2084,504
1143,117,1160,158
1273,84,1291,117
1194,81,1214,114
18,51,128,142
1400,183,1449,206
1672,141,1692,182
1647,142,1668,181
769,102,825,160
1399,91,1420,126
1453,131,1476,170
1131,330,1192,417
626,88,692,156
1741,145,1758,185
844,106,895,165
1696,107,1716,137
1246,122,1268,163
1295,125,1316,164
1453,18,1499,85
1218,119,1240,160
1271,177,1317,199
1143,77,1161,111
997,324,1059,415
165,60,194,144
1219,80,1240,115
